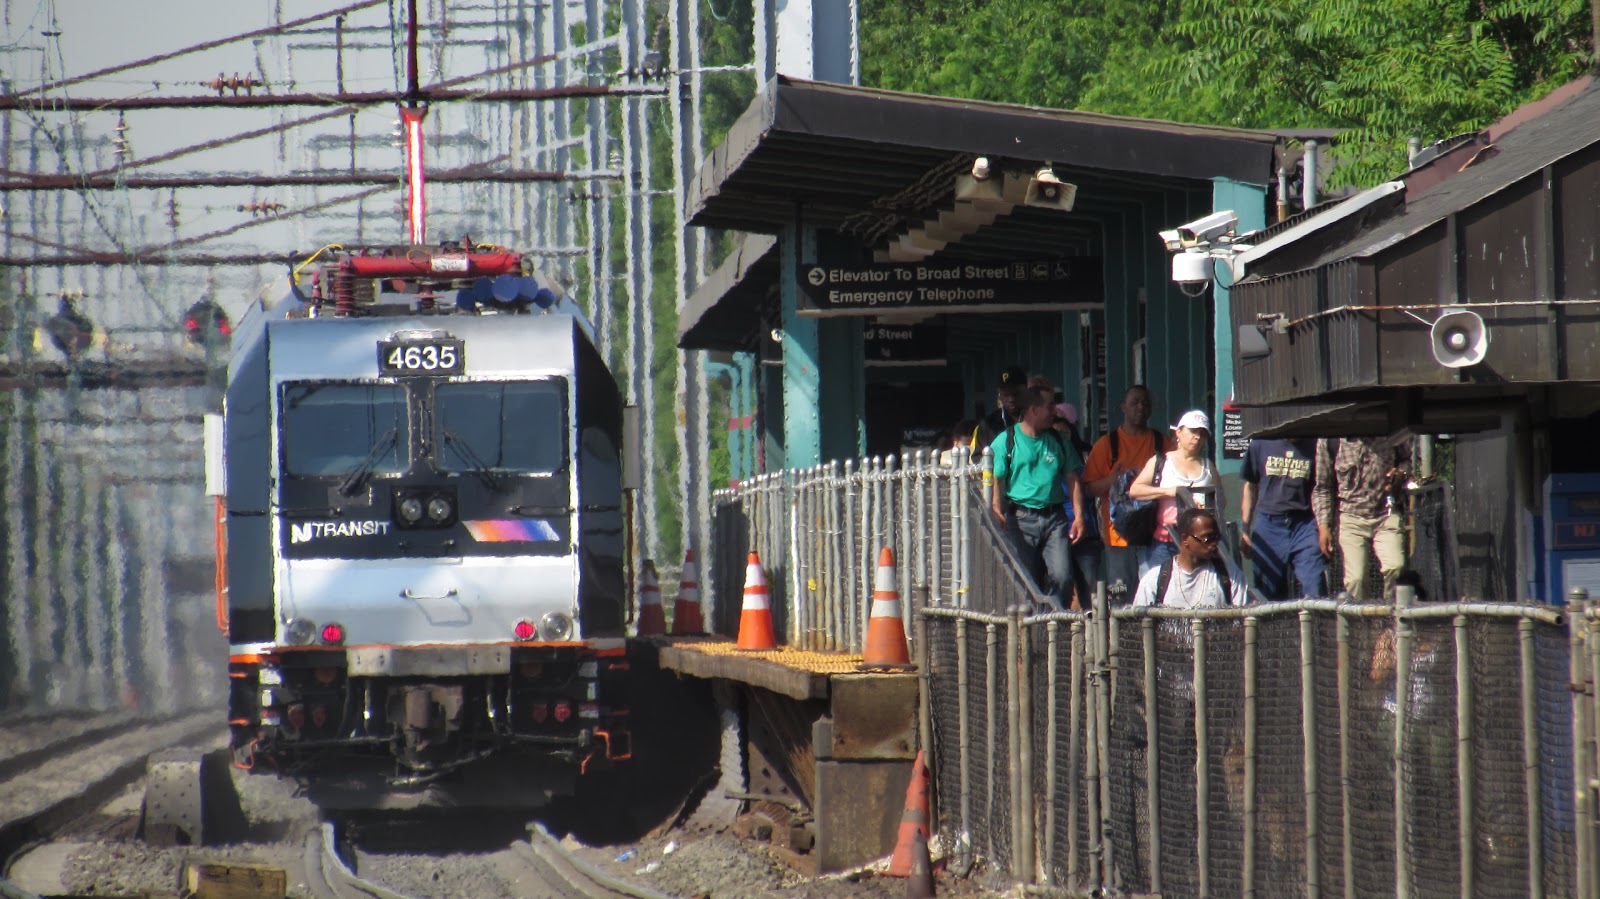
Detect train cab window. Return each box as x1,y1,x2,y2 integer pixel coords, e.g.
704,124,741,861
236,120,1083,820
281,383,409,477
435,380,565,474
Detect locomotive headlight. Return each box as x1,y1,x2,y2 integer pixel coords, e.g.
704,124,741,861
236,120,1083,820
398,497,425,523
426,496,453,522
284,618,317,645
537,611,574,641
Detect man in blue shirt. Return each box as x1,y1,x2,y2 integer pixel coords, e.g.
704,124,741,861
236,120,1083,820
990,387,1085,609
1239,436,1327,598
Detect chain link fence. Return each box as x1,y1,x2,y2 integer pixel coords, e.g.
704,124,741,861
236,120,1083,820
710,456,1595,896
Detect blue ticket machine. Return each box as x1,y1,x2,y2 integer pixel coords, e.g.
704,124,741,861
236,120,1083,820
1543,474,1600,604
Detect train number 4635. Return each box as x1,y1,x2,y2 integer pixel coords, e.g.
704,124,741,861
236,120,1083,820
377,339,465,375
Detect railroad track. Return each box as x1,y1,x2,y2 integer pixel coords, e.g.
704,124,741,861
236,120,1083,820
304,822,678,899
0,709,223,859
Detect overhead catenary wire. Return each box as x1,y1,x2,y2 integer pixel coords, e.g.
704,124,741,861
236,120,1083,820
16,0,389,97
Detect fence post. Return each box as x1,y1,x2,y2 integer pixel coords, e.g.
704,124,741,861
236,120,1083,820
1095,582,1114,886
1574,589,1595,899
1014,606,1036,882
1336,614,1355,899
1394,582,1416,899
1062,618,1079,885
843,460,858,648
1455,614,1475,897
1520,615,1543,898
828,461,843,652
1301,609,1320,899
987,620,1001,864
1244,615,1259,898
1194,618,1211,898
1143,616,1161,895
1589,597,1600,899
956,616,973,872
914,594,937,843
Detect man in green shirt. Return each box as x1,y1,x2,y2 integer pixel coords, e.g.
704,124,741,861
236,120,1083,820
990,386,1086,609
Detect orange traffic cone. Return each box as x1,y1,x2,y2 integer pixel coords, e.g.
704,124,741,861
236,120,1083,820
861,547,911,668
904,828,935,898
887,749,931,877
736,551,777,650
671,548,705,635
636,560,666,636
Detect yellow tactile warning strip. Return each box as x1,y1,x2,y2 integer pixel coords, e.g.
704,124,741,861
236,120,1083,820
662,636,864,673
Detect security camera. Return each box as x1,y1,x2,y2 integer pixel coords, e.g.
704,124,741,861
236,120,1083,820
1158,229,1183,252
1175,211,1238,246
1171,250,1213,295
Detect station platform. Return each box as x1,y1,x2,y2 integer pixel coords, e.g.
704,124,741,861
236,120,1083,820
645,635,919,874
653,636,867,700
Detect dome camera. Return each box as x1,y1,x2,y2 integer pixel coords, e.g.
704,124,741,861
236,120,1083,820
1171,251,1214,296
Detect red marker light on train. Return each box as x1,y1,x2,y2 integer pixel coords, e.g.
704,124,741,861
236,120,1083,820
320,623,345,645
514,619,536,640
553,701,572,723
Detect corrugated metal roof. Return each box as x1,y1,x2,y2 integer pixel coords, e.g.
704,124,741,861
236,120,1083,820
1296,77,1600,270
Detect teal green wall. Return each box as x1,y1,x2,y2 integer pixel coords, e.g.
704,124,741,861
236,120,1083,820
1212,178,1269,480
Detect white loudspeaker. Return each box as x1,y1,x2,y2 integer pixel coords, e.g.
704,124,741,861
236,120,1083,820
1430,309,1489,368
1024,169,1077,211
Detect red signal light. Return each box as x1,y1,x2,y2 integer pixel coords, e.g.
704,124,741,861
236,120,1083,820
182,299,232,346
320,623,345,645
514,619,535,640
553,701,572,723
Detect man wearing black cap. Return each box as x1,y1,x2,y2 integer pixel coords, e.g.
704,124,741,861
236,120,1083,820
973,364,1027,449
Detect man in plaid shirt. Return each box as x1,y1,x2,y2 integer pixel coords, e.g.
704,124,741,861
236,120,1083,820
1312,436,1410,601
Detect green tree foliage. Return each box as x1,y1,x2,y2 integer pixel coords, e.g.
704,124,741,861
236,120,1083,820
862,0,1595,187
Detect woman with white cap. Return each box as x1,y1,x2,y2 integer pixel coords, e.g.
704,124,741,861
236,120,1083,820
1129,409,1222,572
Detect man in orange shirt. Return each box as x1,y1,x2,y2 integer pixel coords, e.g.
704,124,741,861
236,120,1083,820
1081,385,1169,599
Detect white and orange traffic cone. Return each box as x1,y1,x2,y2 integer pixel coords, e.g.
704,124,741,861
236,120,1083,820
736,551,777,650
636,560,666,636
861,547,911,668
887,749,932,877
671,548,705,635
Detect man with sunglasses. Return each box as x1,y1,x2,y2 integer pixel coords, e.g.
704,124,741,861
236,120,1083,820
1132,507,1249,608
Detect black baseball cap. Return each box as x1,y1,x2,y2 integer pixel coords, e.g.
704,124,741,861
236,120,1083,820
998,365,1027,389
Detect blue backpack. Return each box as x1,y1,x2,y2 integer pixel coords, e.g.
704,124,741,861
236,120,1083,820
1107,430,1165,546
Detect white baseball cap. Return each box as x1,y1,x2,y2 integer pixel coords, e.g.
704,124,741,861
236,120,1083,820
1172,410,1211,432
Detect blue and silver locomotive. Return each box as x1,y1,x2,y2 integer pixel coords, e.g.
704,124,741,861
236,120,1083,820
212,244,634,807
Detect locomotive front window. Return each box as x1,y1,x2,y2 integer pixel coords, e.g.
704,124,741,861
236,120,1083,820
435,380,565,474
282,383,409,477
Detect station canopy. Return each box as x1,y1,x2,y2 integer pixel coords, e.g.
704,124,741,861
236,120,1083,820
679,76,1281,351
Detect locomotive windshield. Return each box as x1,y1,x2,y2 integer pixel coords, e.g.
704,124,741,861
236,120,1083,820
281,383,409,477
435,380,565,474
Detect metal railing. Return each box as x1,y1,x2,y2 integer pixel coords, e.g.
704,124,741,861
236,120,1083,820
709,449,995,651
710,454,1596,896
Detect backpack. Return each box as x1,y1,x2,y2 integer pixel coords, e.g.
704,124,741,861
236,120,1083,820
1108,428,1165,545
1154,557,1233,605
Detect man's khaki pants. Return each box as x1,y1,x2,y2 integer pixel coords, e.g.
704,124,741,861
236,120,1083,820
1338,511,1405,600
